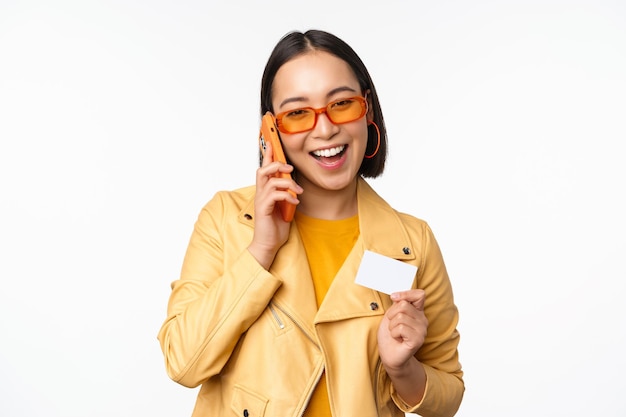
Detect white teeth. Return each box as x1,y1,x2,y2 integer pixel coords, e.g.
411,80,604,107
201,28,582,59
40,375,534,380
313,145,345,157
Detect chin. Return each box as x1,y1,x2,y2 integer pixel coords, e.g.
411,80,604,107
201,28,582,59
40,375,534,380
318,175,358,192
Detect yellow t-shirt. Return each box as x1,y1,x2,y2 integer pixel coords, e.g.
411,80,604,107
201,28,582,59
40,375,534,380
296,211,359,416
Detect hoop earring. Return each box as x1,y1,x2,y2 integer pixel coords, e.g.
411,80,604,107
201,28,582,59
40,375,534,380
365,121,381,159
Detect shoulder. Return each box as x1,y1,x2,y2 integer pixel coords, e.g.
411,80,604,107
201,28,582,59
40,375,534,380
194,185,256,228
358,178,439,260
395,210,431,235
358,177,431,232
201,184,255,212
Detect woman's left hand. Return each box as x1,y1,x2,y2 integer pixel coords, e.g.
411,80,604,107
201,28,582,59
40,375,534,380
377,289,428,371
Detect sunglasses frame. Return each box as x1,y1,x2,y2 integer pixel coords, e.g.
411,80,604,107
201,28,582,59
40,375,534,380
275,96,368,134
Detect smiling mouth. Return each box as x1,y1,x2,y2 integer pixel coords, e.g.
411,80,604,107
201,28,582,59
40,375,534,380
311,145,346,160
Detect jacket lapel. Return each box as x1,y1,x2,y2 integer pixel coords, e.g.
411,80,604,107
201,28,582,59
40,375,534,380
355,179,416,260
269,224,319,337
316,179,418,323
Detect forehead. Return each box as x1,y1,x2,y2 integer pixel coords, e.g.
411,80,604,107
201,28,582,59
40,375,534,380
272,51,360,107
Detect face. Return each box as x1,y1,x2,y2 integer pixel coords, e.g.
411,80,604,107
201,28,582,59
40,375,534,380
271,51,370,193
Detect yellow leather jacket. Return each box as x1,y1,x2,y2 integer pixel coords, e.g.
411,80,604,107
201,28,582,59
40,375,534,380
158,178,464,417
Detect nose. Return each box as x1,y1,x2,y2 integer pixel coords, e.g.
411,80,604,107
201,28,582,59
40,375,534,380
312,111,339,140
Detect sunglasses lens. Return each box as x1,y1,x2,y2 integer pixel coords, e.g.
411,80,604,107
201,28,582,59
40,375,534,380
280,109,316,133
327,98,366,124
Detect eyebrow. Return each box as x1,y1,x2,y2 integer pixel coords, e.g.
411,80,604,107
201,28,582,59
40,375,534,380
278,86,359,109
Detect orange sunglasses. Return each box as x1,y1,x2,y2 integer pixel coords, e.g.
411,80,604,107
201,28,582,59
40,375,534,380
275,96,368,134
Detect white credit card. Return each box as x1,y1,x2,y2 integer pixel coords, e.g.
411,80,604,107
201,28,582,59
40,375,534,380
355,250,418,295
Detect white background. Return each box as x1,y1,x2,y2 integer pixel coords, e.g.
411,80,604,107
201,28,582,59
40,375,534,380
1,1,625,416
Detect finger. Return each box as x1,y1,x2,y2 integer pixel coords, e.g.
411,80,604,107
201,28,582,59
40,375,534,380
387,301,416,328
258,162,294,182
390,289,425,310
261,140,275,166
257,164,296,197
387,312,428,345
389,322,416,342
268,186,300,205
387,319,423,348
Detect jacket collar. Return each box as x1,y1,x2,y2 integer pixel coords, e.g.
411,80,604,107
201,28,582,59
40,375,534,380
355,178,415,260
238,178,415,259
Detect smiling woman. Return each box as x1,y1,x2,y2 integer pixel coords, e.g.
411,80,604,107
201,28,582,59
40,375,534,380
268,51,370,197
157,29,464,417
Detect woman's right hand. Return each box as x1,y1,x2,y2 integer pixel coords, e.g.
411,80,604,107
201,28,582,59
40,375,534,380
248,141,302,270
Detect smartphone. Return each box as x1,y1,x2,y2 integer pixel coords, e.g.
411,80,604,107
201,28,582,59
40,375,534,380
259,112,296,222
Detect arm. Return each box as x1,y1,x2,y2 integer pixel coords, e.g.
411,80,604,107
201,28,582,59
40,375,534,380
157,194,282,388
158,142,302,389
378,223,464,417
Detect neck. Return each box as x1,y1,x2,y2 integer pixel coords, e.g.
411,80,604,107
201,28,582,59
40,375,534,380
296,178,359,220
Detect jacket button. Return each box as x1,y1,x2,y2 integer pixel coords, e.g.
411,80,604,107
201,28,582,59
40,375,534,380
244,214,253,220
243,409,249,417
370,302,379,310
402,247,411,255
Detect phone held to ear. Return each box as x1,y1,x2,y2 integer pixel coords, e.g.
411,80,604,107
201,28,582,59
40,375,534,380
259,112,297,222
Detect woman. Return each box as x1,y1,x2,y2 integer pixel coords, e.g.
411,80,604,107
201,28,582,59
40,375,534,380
158,29,464,417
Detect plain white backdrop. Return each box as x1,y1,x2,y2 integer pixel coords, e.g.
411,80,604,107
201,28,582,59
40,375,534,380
1,1,625,416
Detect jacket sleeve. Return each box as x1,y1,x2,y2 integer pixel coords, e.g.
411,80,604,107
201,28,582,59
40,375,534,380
389,221,465,417
157,192,282,388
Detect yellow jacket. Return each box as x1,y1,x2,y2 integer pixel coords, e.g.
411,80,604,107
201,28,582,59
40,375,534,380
158,178,464,417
